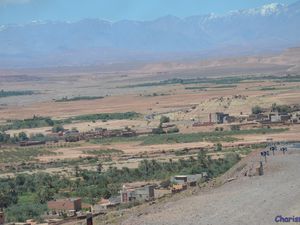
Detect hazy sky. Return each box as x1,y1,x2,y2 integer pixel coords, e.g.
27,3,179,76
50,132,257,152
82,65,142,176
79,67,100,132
0,0,298,24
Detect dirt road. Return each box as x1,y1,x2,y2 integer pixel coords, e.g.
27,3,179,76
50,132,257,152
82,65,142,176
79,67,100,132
122,145,300,225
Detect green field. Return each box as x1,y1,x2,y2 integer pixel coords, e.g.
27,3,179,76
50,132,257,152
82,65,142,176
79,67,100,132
0,147,57,163
90,128,288,145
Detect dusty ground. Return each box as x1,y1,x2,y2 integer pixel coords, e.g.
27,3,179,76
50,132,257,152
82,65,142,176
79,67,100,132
1,81,300,121
121,145,300,225
1,47,300,121
1,47,300,175
36,124,300,162
1,46,300,225
6,119,149,136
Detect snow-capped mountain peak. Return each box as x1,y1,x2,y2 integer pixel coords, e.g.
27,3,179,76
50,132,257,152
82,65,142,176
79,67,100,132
0,0,299,68
0,25,6,32
230,2,285,16
260,3,285,15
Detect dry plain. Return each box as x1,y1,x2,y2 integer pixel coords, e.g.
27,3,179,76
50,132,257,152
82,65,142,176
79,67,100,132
1,48,300,225
1,48,300,171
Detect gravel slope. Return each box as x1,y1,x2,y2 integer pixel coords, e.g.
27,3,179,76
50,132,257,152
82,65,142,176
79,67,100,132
122,147,300,225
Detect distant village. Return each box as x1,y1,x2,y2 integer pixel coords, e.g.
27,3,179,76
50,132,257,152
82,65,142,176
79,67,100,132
16,104,300,149
193,105,300,127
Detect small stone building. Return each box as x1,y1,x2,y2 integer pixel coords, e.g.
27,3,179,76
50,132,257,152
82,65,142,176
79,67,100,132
210,112,229,124
120,185,155,203
92,196,121,213
171,174,207,186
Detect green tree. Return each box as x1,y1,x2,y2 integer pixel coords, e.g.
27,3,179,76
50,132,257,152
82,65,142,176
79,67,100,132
36,187,54,204
272,104,291,113
45,118,54,126
197,151,209,169
0,132,10,143
215,143,223,152
160,116,170,124
52,124,64,133
152,127,165,134
18,132,28,141
0,184,18,209
252,106,263,114
5,204,47,222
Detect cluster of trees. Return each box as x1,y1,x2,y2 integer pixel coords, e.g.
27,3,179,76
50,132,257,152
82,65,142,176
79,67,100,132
0,131,28,144
271,103,294,114
1,151,240,222
1,116,55,131
1,112,140,133
64,74,300,90
0,131,10,143
123,76,252,88
252,106,264,114
0,131,58,144
0,90,35,98
214,125,242,132
0,173,70,222
54,96,104,102
72,112,140,122
215,127,224,131
252,103,297,115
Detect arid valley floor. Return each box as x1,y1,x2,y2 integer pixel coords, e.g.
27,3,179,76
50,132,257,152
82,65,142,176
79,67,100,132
1,47,300,224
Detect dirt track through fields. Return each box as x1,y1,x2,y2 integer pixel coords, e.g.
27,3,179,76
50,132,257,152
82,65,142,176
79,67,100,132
122,146,300,225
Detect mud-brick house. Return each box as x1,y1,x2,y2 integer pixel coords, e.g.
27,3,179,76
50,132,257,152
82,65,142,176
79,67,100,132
47,198,82,216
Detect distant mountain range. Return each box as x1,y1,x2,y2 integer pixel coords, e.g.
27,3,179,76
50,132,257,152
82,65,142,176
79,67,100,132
1,1,300,68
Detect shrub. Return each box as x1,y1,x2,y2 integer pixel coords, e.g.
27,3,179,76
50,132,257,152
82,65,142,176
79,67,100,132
152,127,165,134
215,143,223,152
18,132,28,141
52,124,64,133
160,116,170,124
230,125,240,131
252,106,263,114
167,127,179,133
5,203,47,222
0,132,10,143
215,127,224,131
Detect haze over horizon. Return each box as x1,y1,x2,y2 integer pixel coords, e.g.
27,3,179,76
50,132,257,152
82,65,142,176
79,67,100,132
0,0,300,68
0,0,298,24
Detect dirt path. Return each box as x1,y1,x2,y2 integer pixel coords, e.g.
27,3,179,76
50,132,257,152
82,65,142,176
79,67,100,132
122,145,300,225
